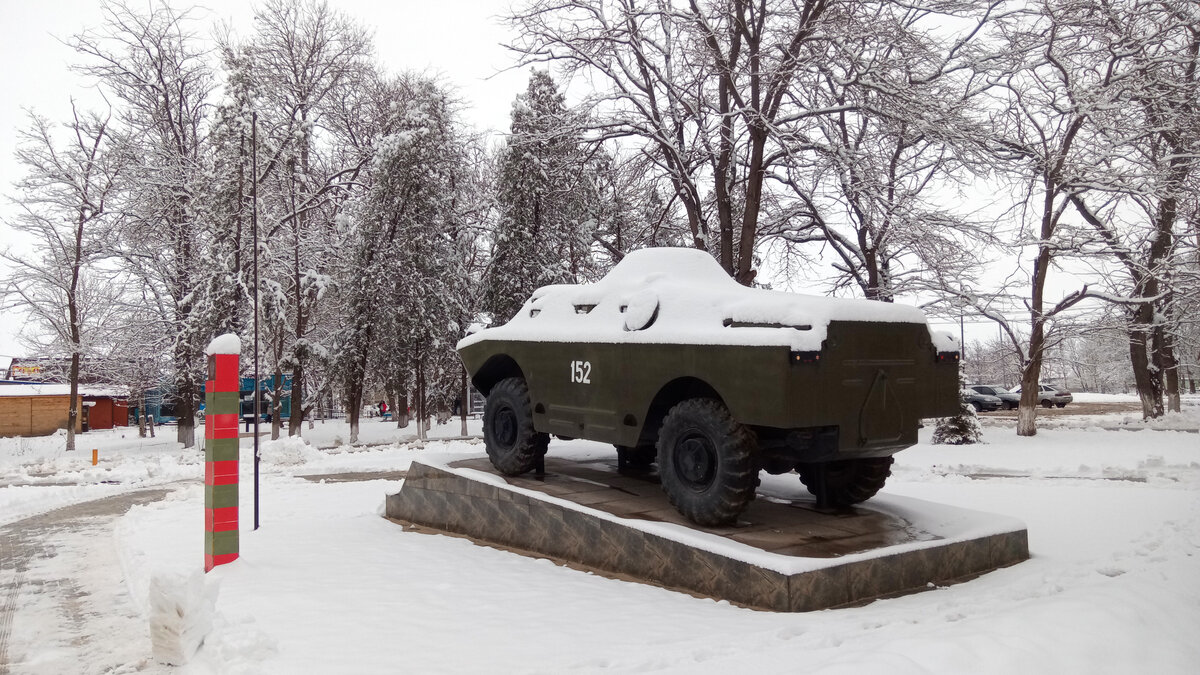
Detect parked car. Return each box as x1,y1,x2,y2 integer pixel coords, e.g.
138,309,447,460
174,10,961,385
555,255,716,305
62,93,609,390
1014,383,1073,408
969,384,1020,410
962,388,1002,412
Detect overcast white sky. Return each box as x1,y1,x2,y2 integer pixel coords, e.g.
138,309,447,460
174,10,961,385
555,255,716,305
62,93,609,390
0,1,1074,367
0,0,529,361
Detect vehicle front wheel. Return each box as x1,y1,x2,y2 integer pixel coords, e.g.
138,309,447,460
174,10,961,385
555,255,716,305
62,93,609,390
656,399,758,526
797,457,894,508
483,377,548,475
971,401,983,412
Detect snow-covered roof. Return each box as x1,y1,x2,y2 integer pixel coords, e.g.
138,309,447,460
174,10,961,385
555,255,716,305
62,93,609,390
459,248,945,352
0,383,128,398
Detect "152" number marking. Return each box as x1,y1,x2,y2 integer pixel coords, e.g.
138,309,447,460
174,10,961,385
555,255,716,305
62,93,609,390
570,360,592,384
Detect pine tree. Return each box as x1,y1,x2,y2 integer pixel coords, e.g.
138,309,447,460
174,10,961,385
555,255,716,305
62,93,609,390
484,70,593,322
933,376,983,445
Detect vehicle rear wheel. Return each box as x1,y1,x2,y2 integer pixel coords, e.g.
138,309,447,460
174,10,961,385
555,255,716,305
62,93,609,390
1041,399,1053,408
1056,402,1066,408
797,457,894,508
483,377,548,475
656,399,758,526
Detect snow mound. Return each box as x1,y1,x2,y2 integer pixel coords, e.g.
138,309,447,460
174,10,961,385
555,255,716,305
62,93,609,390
150,569,219,665
459,247,937,352
257,436,324,467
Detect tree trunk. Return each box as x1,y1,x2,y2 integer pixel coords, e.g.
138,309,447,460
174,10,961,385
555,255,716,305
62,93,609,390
1162,331,1180,413
175,379,196,448
66,351,80,452
416,366,427,441
1016,324,1046,437
460,367,468,437
270,369,282,440
346,385,362,445
1128,307,1165,419
138,390,147,438
289,360,304,437
396,393,409,429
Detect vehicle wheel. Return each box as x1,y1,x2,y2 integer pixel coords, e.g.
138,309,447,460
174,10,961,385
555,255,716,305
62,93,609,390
656,399,758,526
483,377,549,475
971,401,983,412
616,444,656,470
1056,402,1066,408
797,457,894,508
1041,399,1053,409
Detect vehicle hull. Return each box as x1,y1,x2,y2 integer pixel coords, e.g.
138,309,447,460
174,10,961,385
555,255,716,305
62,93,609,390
460,321,959,461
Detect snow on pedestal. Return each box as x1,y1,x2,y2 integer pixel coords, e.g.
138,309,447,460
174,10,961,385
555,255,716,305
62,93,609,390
149,570,218,665
205,333,242,356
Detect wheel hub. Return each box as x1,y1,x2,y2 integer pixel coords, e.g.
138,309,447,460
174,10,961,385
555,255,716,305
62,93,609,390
675,436,716,488
493,407,518,447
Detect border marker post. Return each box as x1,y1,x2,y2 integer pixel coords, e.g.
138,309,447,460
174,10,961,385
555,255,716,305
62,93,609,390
204,333,241,572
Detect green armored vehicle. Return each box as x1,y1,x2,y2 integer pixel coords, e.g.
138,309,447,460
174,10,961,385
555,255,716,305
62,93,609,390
458,248,960,526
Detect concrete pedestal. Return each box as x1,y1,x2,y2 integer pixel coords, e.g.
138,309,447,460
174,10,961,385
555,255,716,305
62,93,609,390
386,458,1028,612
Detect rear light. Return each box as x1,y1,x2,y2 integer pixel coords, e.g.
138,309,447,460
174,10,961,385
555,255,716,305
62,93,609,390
937,351,960,363
791,351,821,364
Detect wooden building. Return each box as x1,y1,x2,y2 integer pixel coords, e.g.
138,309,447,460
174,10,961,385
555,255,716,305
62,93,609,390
0,384,84,437
83,392,130,431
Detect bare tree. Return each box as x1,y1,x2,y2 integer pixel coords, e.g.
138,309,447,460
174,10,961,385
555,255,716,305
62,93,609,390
1,106,124,451
508,0,847,285
72,0,214,447
1061,0,1200,417
770,1,1005,303
234,0,373,436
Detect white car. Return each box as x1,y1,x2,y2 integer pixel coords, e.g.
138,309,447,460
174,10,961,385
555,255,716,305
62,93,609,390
1014,384,1073,408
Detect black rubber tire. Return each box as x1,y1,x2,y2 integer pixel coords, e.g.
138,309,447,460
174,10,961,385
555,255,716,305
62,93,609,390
797,457,894,508
656,399,758,526
971,401,983,412
483,377,548,475
1056,402,1066,408
1041,399,1053,408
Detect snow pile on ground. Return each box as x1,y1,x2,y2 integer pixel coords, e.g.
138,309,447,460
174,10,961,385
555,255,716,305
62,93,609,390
148,570,218,666
254,436,324,467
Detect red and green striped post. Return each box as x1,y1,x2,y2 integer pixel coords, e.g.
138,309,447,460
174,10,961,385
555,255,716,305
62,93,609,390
204,334,241,572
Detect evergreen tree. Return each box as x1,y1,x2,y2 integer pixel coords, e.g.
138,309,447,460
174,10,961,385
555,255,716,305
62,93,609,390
484,70,593,322
933,376,983,445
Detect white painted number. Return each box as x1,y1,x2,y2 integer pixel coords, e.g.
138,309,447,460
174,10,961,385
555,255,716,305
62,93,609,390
570,360,592,384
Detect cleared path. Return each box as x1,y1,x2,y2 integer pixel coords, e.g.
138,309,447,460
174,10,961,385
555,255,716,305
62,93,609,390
0,487,176,674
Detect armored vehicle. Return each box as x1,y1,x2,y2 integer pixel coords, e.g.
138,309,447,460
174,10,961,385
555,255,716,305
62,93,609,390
458,249,960,526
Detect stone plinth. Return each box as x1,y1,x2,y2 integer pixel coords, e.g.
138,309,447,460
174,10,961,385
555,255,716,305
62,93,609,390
385,458,1028,612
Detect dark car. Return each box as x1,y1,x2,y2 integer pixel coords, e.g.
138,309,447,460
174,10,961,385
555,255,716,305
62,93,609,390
458,248,960,526
969,384,1020,410
1014,383,1073,408
962,388,1002,412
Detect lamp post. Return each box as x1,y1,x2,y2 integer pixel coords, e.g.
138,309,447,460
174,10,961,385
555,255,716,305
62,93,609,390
251,111,261,531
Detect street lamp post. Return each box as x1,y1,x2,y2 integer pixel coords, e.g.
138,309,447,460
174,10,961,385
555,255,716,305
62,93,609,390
251,111,261,531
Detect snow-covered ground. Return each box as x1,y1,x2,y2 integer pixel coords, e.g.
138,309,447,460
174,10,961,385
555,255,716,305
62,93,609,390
2,396,1198,673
